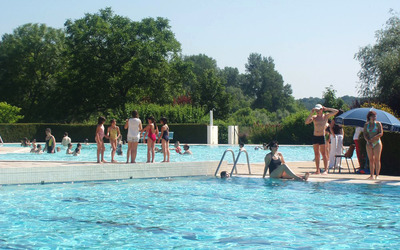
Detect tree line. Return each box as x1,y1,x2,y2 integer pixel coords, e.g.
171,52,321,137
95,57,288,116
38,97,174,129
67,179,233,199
1,8,398,125
0,8,300,124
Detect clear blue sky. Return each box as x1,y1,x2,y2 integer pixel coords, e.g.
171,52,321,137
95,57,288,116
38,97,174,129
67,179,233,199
1,0,399,99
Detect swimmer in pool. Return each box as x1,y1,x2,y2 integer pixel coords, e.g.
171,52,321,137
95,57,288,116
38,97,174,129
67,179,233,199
66,143,74,154
263,141,309,181
73,143,82,156
44,128,56,154
220,171,230,179
170,141,182,154
180,144,192,155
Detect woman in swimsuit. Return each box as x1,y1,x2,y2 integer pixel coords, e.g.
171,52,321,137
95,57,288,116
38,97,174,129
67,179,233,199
263,141,309,181
95,116,107,163
142,116,159,163
363,111,383,179
44,128,56,153
107,119,121,163
158,117,170,162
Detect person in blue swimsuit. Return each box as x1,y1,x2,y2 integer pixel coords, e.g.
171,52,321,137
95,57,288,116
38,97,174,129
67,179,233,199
263,141,309,181
158,117,170,162
363,111,383,180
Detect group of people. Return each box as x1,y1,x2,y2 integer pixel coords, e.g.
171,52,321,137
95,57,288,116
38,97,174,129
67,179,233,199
95,110,192,164
306,104,383,179
27,130,82,156
260,103,383,181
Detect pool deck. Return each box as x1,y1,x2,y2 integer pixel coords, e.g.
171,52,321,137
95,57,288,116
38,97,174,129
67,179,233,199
1,146,400,185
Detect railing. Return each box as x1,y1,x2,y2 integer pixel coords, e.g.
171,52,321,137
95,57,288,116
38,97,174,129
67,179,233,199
214,149,236,176
230,149,251,176
214,148,252,177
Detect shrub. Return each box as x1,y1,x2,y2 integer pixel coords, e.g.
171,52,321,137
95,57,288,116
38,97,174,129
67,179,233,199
0,102,24,123
358,132,400,176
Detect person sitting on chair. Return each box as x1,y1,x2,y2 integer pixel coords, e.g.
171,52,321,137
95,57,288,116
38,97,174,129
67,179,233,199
263,141,309,181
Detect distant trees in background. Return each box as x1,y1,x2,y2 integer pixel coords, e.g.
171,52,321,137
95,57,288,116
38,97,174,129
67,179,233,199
0,7,368,125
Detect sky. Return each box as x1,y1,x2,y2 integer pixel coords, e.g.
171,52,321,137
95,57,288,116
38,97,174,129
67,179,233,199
1,0,399,99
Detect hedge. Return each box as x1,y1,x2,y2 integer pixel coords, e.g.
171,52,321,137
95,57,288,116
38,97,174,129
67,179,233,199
358,132,400,176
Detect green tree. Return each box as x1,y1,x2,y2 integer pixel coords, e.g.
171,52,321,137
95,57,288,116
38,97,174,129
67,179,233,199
0,23,65,122
355,12,400,113
244,53,296,112
183,55,232,119
322,85,348,110
59,8,182,121
0,102,24,123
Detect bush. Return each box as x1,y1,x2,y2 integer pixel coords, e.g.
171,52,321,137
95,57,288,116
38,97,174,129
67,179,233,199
358,132,400,176
0,102,24,123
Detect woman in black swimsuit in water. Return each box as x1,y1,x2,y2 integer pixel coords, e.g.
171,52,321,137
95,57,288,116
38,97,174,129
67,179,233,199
263,141,309,181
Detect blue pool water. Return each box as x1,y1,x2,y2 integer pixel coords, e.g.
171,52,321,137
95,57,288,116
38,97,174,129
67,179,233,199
0,177,399,249
0,144,316,163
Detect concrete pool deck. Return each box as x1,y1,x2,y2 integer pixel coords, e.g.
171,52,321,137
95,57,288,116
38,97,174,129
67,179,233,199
1,146,400,185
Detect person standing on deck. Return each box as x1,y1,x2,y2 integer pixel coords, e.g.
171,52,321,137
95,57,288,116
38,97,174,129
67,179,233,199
305,104,338,174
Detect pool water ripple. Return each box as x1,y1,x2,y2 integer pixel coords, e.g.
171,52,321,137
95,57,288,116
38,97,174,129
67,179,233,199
1,177,400,248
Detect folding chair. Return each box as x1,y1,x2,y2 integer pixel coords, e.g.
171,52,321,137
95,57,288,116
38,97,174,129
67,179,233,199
332,144,356,173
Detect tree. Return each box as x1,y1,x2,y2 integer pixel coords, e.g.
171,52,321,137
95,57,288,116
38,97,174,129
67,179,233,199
0,23,65,122
355,11,400,113
0,102,24,123
59,8,182,121
183,54,232,119
244,53,296,112
322,85,348,110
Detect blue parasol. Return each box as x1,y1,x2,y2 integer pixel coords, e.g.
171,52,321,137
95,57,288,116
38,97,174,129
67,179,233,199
335,108,400,132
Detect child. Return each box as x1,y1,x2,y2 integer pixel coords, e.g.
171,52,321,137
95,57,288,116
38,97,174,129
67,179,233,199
44,128,56,153
30,142,37,153
170,141,182,154
107,119,121,163
84,138,89,145
21,137,31,147
95,116,107,163
73,143,82,156
66,143,74,154
124,110,142,163
35,144,43,154
141,116,159,163
157,117,170,162
116,137,123,156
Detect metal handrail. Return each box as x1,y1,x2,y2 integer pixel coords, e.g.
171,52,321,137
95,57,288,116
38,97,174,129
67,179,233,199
214,149,236,176
230,149,251,176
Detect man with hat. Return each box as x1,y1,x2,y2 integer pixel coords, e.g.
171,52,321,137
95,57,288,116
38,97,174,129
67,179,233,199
305,104,338,174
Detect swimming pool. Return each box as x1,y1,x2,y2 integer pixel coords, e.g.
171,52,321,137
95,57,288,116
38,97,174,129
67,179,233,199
0,144,316,163
0,177,399,248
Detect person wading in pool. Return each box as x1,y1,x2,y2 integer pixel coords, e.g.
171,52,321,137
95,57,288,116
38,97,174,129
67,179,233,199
305,104,338,174
263,141,309,181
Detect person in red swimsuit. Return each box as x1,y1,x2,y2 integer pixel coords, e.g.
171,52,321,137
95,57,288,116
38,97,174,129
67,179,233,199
142,116,159,163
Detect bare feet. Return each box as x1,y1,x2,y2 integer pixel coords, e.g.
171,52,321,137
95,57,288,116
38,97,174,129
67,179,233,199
375,176,379,179
367,176,374,180
321,171,328,175
101,160,107,163
112,160,118,163
312,171,321,175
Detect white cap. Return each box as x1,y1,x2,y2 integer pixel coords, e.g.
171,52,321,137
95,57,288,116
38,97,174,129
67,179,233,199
314,104,323,110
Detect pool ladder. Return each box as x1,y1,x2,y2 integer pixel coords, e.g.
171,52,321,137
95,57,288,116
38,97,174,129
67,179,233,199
214,149,252,177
